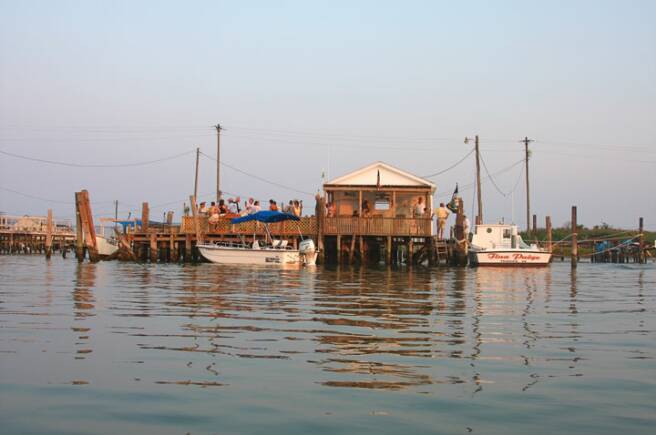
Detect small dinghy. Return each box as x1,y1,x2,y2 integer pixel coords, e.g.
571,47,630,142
197,211,318,266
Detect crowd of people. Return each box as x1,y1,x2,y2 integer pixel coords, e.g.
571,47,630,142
196,197,304,225
196,195,467,239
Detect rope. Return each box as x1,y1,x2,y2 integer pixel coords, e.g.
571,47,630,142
579,236,641,257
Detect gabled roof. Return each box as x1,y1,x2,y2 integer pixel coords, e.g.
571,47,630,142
324,161,436,191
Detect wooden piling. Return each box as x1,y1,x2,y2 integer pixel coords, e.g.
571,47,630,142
170,230,178,262
141,202,149,232
75,194,84,262
185,234,192,262
359,236,365,264
76,190,99,262
408,238,414,265
546,216,552,253
349,235,356,265
386,236,392,265
45,209,53,259
638,217,644,264
315,195,325,265
336,235,341,264
189,195,203,244
571,206,577,268
149,233,157,263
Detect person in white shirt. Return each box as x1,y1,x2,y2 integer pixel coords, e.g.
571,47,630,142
413,197,425,218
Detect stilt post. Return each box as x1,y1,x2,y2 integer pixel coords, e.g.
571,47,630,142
546,215,552,253
45,209,53,259
571,206,578,268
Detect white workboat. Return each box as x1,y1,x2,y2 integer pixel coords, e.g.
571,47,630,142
469,224,551,266
197,211,318,266
96,235,119,257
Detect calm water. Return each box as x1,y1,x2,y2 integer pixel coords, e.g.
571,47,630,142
0,256,654,434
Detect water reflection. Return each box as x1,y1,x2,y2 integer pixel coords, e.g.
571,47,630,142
3,258,654,401
72,263,96,360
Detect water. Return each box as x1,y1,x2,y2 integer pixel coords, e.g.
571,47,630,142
0,256,654,434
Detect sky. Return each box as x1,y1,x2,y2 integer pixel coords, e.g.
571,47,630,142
1,0,654,229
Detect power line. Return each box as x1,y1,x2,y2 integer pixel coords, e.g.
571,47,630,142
436,159,524,199
0,186,75,204
479,151,507,197
199,152,315,197
422,148,475,178
0,149,195,168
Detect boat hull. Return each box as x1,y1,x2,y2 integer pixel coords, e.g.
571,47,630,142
197,245,301,265
469,250,551,266
96,236,118,257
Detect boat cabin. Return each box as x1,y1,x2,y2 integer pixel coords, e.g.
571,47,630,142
471,224,532,250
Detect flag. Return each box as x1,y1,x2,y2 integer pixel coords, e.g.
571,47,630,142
447,183,459,213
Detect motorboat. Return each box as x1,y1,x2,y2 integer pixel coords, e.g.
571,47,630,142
96,235,119,257
197,211,318,266
468,223,551,266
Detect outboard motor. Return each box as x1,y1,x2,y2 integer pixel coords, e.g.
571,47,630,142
298,239,317,266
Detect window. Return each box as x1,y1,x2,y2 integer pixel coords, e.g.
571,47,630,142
503,228,511,239
375,199,390,210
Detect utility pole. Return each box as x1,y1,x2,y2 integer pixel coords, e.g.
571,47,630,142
114,200,118,230
214,123,222,202
194,147,200,202
521,136,534,233
465,135,483,224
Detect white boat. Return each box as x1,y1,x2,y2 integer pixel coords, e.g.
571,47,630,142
197,211,318,266
469,224,551,266
96,235,119,257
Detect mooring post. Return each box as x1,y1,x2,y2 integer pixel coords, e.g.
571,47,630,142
149,232,157,263
336,235,342,264
75,193,84,262
185,234,192,262
408,238,414,266
170,230,177,263
638,217,644,264
349,235,356,265
189,195,203,244
141,202,149,233
315,195,325,265
45,209,53,259
546,215,552,254
571,206,578,268
359,236,365,264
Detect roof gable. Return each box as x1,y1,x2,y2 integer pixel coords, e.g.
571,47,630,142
325,161,436,190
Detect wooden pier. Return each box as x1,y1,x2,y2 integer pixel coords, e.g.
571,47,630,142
0,213,75,255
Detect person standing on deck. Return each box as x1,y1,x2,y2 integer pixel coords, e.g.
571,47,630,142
436,202,450,240
413,197,425,218
269,200,278,211
463,215,471,240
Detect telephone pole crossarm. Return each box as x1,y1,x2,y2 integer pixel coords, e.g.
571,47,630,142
214,123,222,202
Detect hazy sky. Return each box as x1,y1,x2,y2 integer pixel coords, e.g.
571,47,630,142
1,0,654,229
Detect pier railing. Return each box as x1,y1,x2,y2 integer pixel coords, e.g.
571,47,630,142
180,215,432,237
323,216,432,237
181,216,317,236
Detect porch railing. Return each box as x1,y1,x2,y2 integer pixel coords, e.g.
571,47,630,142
323,216,432,237
180,215,432,237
